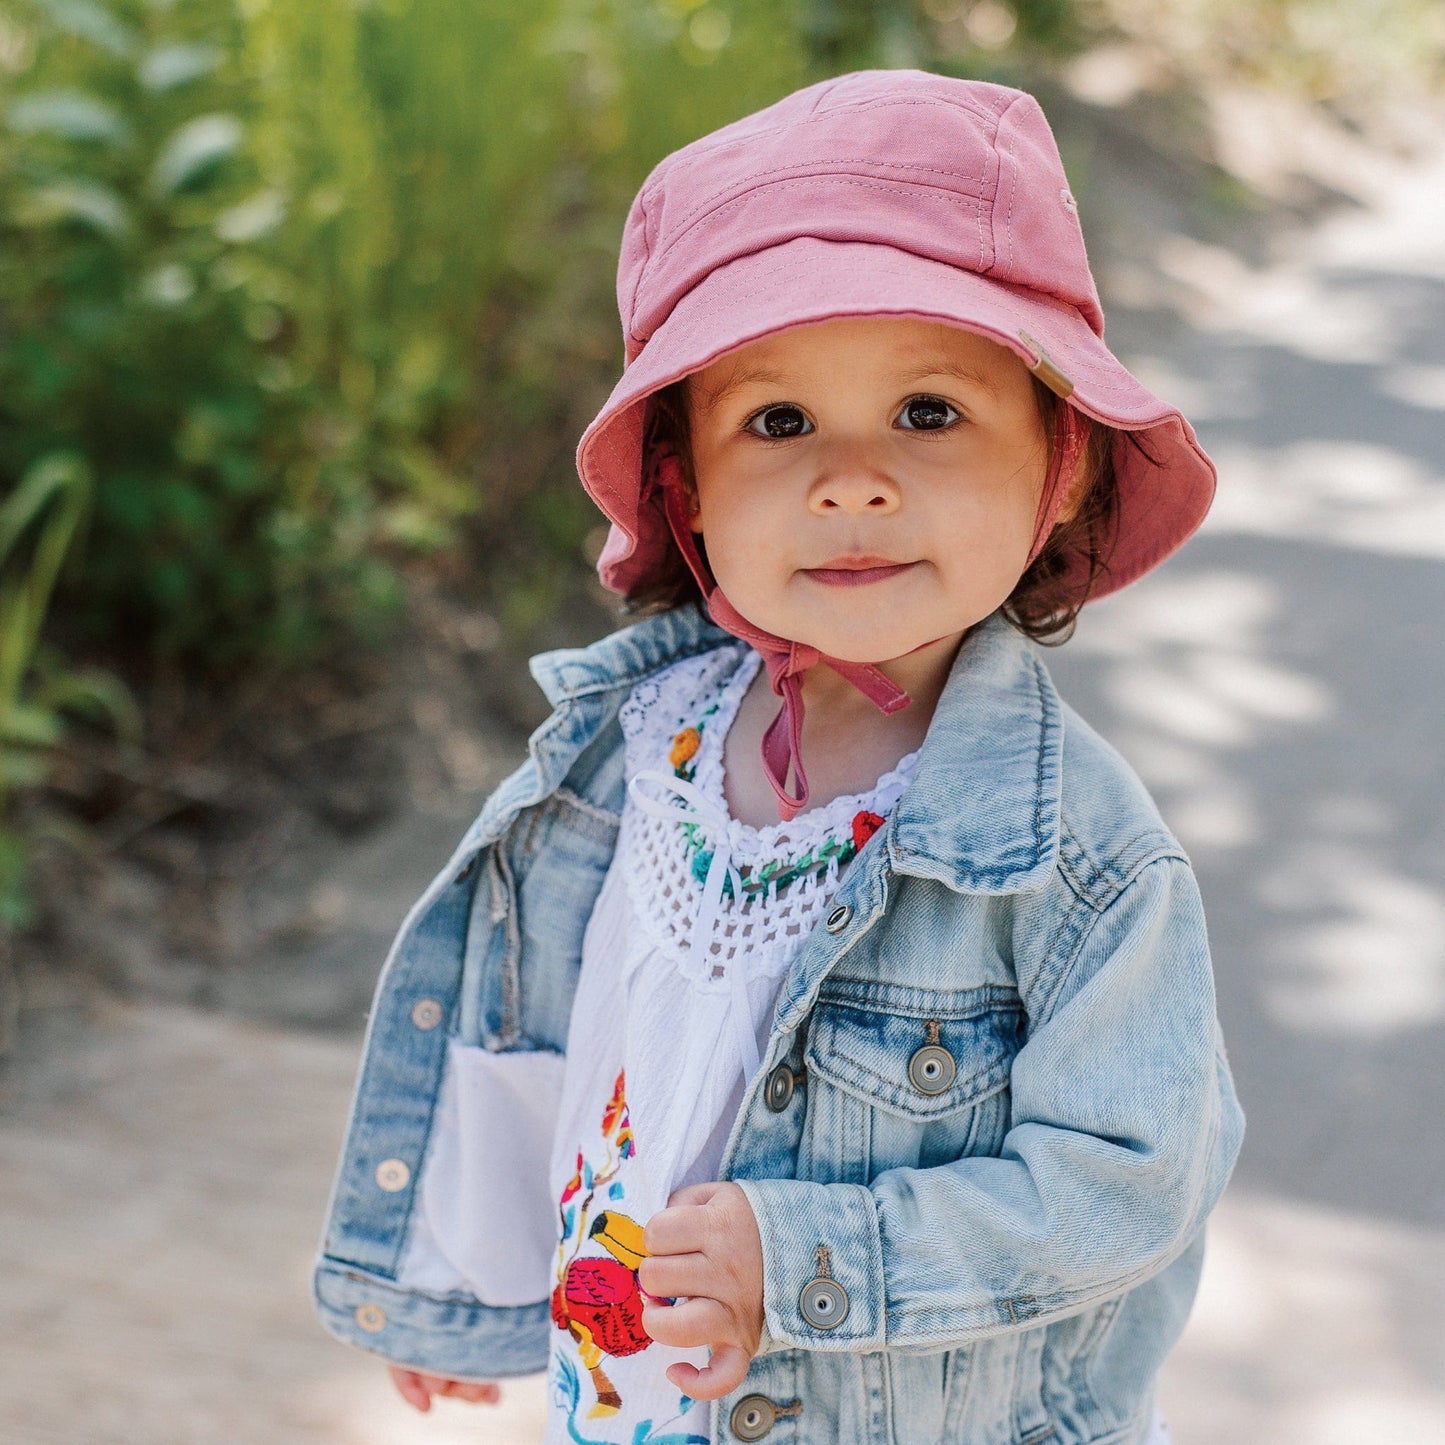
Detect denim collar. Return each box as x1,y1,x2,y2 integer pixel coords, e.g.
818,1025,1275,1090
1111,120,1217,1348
528,604,1062,895
884,614,1062,894
528,603,733,706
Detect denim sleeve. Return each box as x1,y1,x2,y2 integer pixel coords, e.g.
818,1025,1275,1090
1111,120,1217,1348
736,855,1246,1354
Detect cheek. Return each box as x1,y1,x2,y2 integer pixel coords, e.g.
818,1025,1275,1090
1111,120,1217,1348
693,464,788,557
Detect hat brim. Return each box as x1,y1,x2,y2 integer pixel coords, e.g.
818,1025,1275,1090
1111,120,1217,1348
577,237,1214,600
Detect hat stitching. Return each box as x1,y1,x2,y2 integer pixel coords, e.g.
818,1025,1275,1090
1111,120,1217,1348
804,90,1015,127
1001,92,1023,277
805,75,843,119
640,88,1014,210
654,159,992,247
645,176,993,312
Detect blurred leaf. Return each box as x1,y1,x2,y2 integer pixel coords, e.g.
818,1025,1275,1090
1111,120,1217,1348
0,453,91,578
0,703,63,750
34,669,144,744
376,500,456,550
147,112,245,198
138,262,197,305
9,178,133,236
384,445,474,516
138,41,226,91
5,88,135,145
35,0,139,58
214,187,286,243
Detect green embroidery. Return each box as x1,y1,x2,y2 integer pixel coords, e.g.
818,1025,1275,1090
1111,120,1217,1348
665,707,885,902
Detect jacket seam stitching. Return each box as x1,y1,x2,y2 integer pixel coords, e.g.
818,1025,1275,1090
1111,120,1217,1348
1036,854,1184,1026
1029,655,1050,858
552,785,622,830
1058,826,1185,909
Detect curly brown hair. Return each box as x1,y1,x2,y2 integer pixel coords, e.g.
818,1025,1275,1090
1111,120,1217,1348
620,376,1134,645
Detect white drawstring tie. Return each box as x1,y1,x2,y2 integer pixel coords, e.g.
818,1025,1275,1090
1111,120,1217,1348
626,767,762,1082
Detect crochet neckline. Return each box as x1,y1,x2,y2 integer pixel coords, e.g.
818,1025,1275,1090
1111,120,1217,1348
616,642,921,985
689,644,921,848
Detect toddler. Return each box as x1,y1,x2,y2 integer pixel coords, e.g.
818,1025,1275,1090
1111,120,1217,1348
314,70,1244,1445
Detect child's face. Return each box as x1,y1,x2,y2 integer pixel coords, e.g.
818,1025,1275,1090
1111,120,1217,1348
682,317,1053,666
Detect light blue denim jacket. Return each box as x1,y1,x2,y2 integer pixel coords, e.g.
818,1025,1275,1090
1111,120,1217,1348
313,602,1244,1445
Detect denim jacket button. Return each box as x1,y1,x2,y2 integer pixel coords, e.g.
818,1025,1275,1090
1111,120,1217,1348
908,1043,957,1095
764,1062,800,1112
824,903,853,933
730,1394,777,1441
799,1276,850,1329
410,997,444,1030
354,1303,386,1333
375,1158,411,1192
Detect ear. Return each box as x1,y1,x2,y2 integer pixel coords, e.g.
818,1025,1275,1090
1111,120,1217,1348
670,465,705,528
1049,419,1095,530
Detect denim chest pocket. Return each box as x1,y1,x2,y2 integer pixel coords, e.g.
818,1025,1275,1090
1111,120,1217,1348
799,984,1025,1183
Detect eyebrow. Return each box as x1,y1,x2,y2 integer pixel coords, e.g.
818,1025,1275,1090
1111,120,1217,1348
898,356,1002,398
693,365,793,413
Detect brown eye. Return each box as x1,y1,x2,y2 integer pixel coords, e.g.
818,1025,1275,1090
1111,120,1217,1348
746,404,812,439
896,395,960,431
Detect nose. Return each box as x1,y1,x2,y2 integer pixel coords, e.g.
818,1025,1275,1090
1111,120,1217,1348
807,464,901,516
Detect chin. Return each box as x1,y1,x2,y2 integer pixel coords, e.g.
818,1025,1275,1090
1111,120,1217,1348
792,625,934,665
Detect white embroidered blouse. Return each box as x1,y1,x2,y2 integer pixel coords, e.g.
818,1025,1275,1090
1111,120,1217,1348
539,641,919,1443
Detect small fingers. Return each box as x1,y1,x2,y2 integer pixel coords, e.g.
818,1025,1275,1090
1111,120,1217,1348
388,1368,501,1411
643,1202,710,1257
666,1344,751,1402
641,1296,730,1350
666,1181,723,1209
387,1367,432,1413
637,1250,705,1300
440,1379,501,1404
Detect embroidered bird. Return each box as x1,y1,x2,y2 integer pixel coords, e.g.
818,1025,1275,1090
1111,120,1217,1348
551,1209,662,1417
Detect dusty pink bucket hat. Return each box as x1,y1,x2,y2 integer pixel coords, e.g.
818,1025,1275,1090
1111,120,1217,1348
575,69,1216,818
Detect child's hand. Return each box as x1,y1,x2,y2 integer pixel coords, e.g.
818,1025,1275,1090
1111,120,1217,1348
638,1180,765,1401
387,1365,502,1412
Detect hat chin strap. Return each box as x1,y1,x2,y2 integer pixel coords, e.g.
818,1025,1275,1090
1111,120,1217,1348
650,406,1083,824
655,461,910,822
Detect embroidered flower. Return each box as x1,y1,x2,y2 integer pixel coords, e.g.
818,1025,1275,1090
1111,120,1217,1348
601,1069,630,1139
669,727,701,772
560,1150,584,1205
851,810,885,850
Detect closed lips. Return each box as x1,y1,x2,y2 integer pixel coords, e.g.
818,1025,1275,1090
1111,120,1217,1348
804,557,919,585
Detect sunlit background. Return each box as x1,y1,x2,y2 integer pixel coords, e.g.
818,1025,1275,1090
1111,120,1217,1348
1,1,1443,1441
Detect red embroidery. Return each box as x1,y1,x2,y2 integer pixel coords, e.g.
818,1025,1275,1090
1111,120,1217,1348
852,810,885,850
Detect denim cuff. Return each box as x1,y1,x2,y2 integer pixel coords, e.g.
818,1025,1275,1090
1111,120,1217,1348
734,1178,886,1351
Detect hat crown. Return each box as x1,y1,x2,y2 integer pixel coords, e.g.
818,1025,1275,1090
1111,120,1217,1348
617,69,1102,364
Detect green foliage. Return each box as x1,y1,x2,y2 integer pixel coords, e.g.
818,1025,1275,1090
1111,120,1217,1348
0,451,139,926
0,0,569,662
